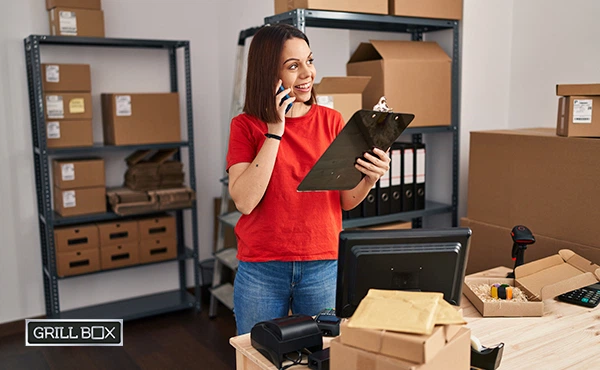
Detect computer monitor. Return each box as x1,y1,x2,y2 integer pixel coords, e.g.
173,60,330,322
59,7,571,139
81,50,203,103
335,227,472,318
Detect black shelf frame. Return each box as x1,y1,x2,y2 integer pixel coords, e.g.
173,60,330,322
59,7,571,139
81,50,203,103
265,9,460,228
24,34,201,321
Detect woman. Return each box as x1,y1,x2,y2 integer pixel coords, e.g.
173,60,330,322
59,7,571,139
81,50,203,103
226,24,390,335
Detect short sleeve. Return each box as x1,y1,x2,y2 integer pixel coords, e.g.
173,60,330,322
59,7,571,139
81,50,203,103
226,116,257,171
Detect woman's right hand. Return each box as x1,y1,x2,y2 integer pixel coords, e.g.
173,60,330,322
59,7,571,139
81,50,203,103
270,80,295,136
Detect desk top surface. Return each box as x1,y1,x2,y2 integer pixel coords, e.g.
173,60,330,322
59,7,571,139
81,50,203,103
230,267,600,370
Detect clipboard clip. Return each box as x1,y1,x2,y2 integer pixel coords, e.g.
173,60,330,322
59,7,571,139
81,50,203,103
372,96,393,112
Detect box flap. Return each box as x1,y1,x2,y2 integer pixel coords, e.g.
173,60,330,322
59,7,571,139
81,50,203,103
515,249,600,300
348,42,382,63
556,83,600,96
126,150,152,166
315,76,371,94
368,40,451,62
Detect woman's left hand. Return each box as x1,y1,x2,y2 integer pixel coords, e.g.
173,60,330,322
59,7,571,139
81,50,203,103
355,148,390,186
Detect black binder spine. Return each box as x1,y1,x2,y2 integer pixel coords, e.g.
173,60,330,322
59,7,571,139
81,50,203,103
365,180,377,217
401,144,415,212
390,143,402,214
414,143,426,210
378,160,391,216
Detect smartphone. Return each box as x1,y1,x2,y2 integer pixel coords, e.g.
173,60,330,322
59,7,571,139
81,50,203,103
278,85,293,114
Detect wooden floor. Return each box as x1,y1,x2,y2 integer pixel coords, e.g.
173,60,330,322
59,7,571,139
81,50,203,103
0,295,238,370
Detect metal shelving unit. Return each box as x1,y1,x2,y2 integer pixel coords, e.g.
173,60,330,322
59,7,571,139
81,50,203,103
209,9,460,316
24,34,201,320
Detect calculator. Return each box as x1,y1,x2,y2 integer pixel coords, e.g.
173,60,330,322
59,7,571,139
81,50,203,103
315,308,341,337
557,283,600,308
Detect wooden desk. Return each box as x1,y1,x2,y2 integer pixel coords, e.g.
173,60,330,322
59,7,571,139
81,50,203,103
230,268,600,370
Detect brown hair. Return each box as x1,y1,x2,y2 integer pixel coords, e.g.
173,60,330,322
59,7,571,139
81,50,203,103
243,24,316,123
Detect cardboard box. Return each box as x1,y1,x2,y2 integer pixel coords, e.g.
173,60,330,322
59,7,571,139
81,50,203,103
340,321,462,364
101,93,182,145
97,220,139,246
315,76,371,124
53,158,105,190
274,0,387,15
556,84,600,137
389,0,462,20
99,242,140,270
138,215,177,240
331,327,471,370
49,8,105,37
45,120,93,148
460,218,600,275
463,249,600,317
46,0,102,10
347,41,451,127
56,248,100,277
467,128,600,247
53,186,106,217
54,224,99,253
350,221,412,231
44,93,93,121
139,237,178,263
41,64,91,93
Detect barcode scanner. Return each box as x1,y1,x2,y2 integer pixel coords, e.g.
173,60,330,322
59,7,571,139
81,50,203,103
506,225,536,278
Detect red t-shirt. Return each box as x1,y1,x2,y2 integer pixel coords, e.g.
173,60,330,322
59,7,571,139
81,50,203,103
226,104,345,262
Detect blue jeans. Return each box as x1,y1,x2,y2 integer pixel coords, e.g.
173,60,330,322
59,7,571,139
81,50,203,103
233,260,337,335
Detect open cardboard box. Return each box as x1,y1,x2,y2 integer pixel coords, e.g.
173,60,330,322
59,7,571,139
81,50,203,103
463,249,600,317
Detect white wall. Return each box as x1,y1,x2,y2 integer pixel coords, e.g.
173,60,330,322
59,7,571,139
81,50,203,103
2,0,600,324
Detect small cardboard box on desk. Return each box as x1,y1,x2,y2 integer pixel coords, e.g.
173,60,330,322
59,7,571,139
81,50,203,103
556,83,600,138
463,249,600,317
331,290,470,370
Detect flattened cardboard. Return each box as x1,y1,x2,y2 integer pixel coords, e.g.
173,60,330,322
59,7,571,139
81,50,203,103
389,0,463,20
56,248,100,277
347,40,451,127
53,186,106,217
41,64,91,92
100,242,139,270
97,220,139,247
46,0,102,10
348,220,412,231
139,237,177,263
556,83,600,97
54,224,99,253
49,8,105,37
52,158,105,189
138,215,177,239
298,110,413,191
466,128,600,248
463,249,600,317
43,93,92,120
274,0,387,15
45,120,93,148
315,76,371,124
331,327,471,370
101,93,181,145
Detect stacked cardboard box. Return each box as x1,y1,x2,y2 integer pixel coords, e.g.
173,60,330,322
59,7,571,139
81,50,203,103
47,0,105,37
463,128,600,275
332,321,470,369
274,0,387,15
54,224,101,277
124,149,185,191
556,84,600,138
138,215,178,263
347,40,451,127
97,220,140,270
42,63,93,148
314,76,371,124
53,158,106,217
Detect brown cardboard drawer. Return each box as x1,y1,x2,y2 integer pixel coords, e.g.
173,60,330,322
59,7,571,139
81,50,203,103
97,220,138,246
139,237,177,264
46,120,93,148
100,242,139,270
138,215,176,239
54,224,99,253
53,186,106,217
56,248,100,277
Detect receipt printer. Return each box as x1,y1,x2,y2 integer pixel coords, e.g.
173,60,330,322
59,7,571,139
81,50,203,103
251,314,323,368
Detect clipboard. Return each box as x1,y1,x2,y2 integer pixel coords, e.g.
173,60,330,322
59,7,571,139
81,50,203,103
297,109,414,191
